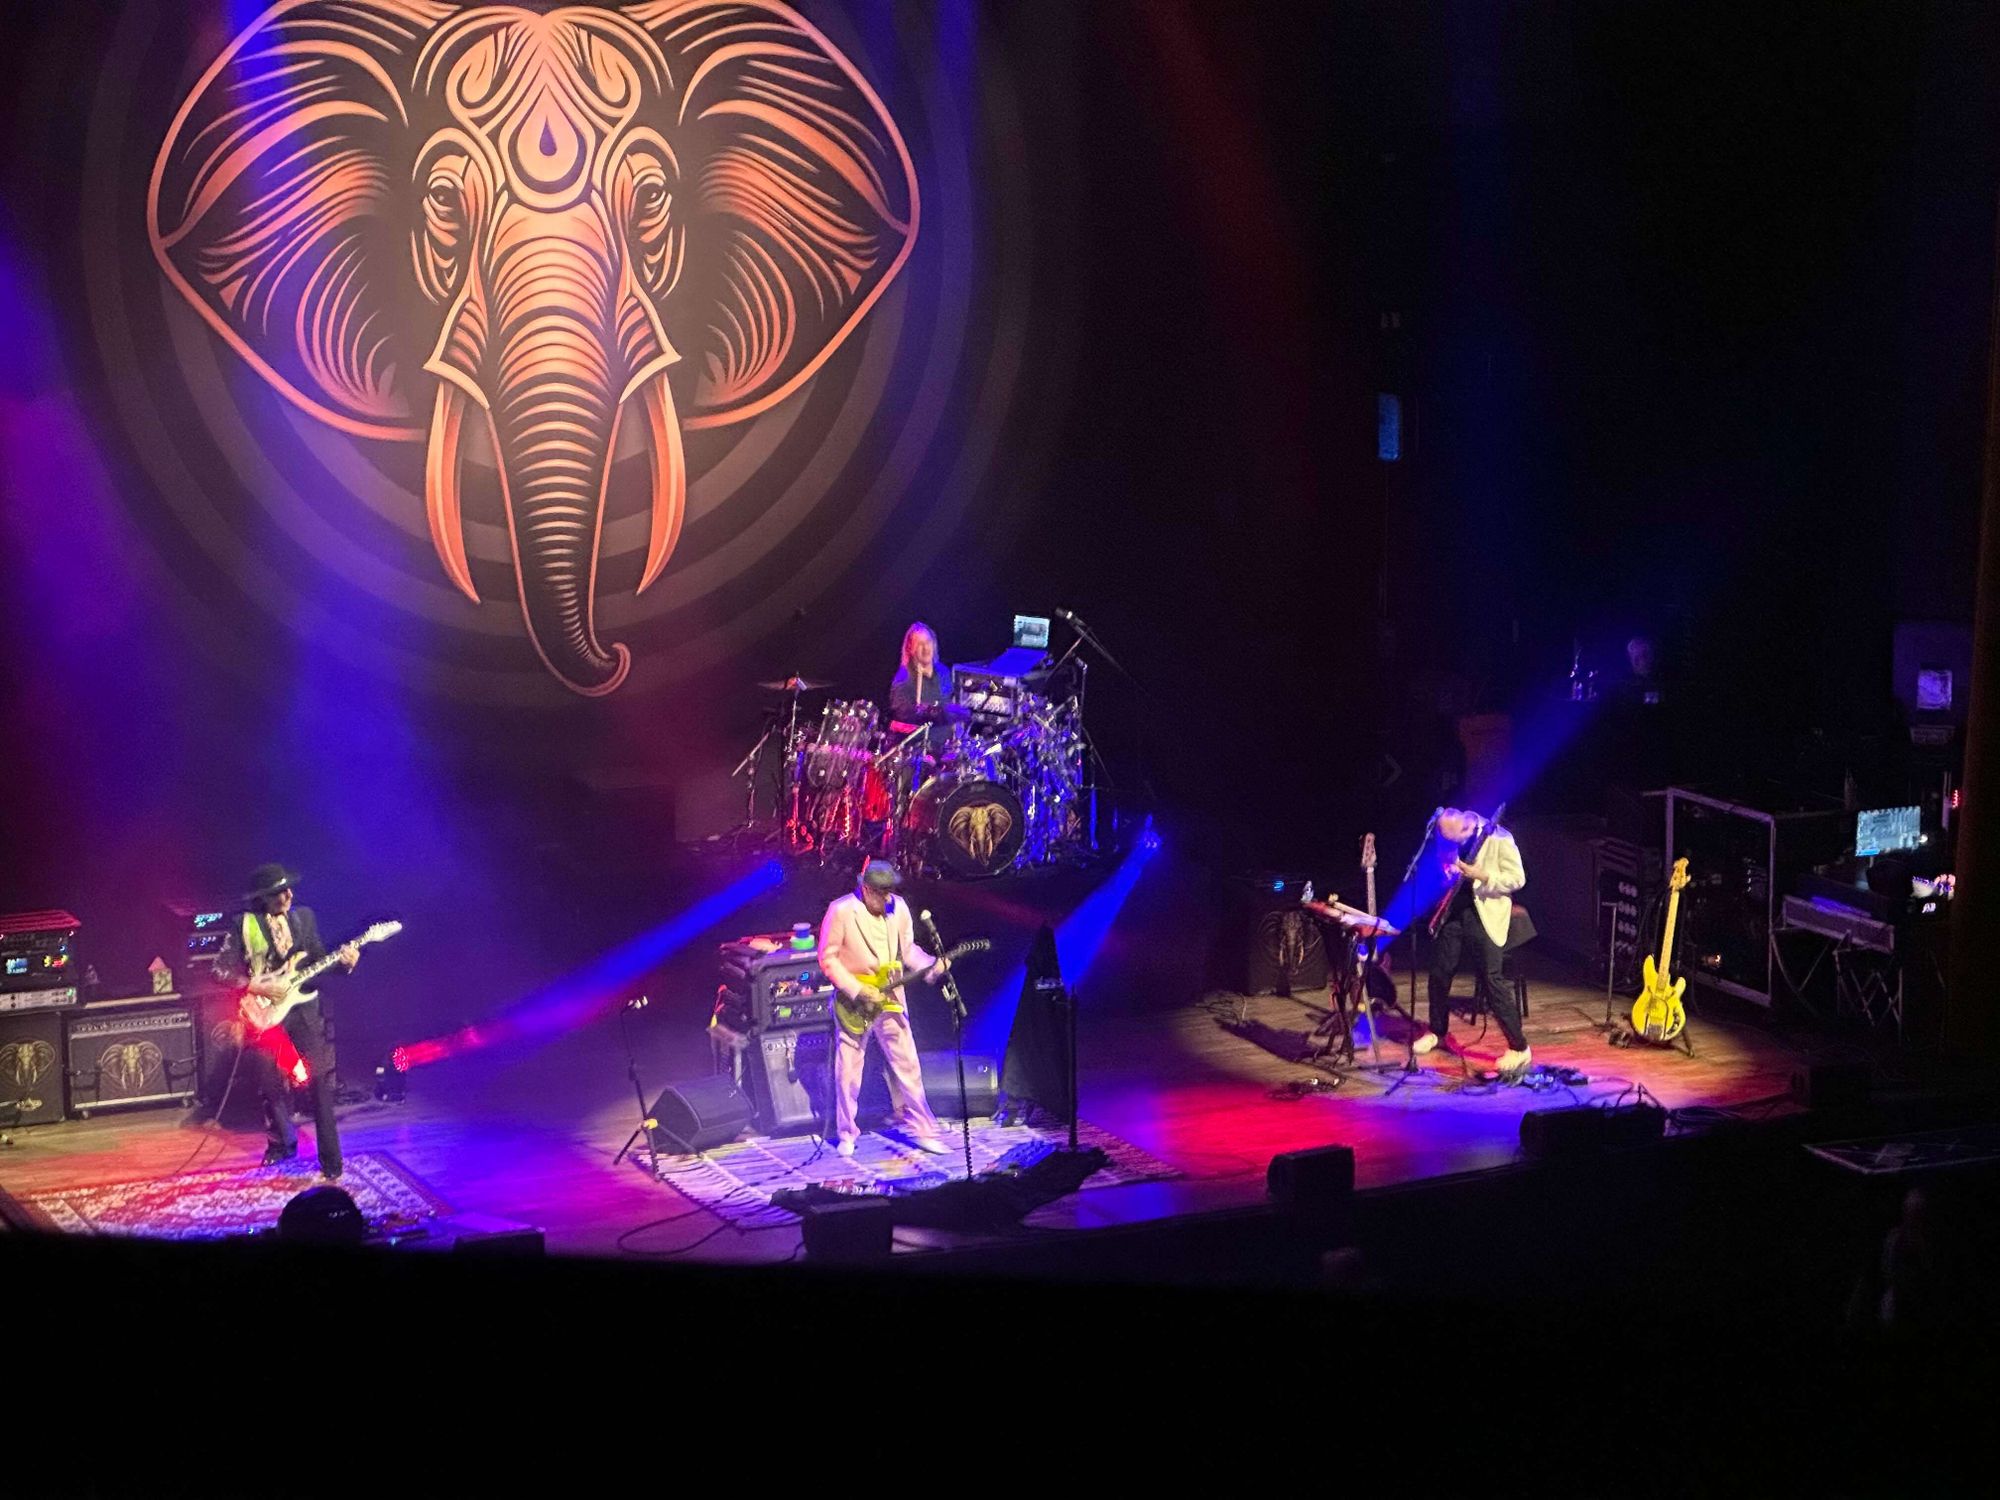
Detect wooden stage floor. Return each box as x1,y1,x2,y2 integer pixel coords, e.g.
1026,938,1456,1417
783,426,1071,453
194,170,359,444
0,959,1809,1265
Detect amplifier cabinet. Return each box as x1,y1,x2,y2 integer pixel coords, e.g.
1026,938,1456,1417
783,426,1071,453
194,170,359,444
65,1000,200,1115
0,1009,66,1126
860,1051,1000,1121
743,1027,831,1137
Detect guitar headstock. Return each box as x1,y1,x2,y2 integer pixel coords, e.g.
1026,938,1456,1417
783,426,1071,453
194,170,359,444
1668,858,1690,893
1361,833,1376,870
362,920,404,944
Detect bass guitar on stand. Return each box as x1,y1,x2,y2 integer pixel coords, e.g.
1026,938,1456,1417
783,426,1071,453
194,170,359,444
1631,859,1691,1045
1300,834,1400,1066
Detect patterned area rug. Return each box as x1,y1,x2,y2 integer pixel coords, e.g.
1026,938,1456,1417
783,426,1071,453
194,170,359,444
15,1152,449,1240
640,1117,1180,1229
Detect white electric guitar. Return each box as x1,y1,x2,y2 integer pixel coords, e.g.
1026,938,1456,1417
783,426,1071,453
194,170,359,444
240,921,403,1033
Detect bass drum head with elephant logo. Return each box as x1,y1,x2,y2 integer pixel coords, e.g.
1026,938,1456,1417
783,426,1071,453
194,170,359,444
911,777,1024,878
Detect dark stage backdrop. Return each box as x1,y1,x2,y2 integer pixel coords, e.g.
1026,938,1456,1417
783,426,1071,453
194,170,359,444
0,2,1994,1010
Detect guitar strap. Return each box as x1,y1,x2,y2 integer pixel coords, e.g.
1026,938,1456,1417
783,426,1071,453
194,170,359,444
242,909,277,970
857,896,895,974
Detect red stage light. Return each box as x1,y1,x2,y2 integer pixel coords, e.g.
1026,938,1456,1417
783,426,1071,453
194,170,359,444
390,1045,410,1073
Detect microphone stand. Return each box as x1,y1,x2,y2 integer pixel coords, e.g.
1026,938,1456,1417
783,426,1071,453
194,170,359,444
1056,610,1133,684
1383,813,1440,1098
1057,610,1156,813
611,998,660,1177
922,912,974,1178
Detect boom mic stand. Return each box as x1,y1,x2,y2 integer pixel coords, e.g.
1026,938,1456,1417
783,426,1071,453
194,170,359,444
921,910,975,1178
1055,608,1157,810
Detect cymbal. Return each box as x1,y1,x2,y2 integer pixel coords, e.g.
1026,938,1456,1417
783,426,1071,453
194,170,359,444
757,675,833,693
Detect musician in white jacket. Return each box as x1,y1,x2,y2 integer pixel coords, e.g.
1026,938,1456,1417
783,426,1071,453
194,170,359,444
818,860,950,1158
1412,810,1531,1074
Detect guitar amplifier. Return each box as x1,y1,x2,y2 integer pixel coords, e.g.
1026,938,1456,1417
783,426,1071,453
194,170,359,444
0,1008,66,1126
64,998,200,1115
718,936,836,1031
742,1027,832,1137
0,909,80,993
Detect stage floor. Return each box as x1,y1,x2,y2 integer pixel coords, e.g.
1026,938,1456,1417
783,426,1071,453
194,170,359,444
0,957,1812,1265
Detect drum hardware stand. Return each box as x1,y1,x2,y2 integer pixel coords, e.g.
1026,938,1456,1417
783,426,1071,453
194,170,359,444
1054,609,1158,811
921,910,977,1177
611,996,662,1177
729,716,787,843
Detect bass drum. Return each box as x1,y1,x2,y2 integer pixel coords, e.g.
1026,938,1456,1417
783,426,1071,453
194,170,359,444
907,776,1026,878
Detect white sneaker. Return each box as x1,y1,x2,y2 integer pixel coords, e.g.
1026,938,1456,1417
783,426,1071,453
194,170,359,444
915,1137,950,1155
835,1139,856,1158
1494,1046,1532,1075
1411,1032,1440,1056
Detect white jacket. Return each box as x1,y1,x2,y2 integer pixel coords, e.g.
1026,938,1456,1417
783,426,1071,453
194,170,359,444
1462,828,1526,948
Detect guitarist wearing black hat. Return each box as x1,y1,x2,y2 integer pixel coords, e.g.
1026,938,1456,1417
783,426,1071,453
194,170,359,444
218,863,358,1179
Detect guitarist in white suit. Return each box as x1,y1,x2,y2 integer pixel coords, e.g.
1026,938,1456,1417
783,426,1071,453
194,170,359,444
221,863,358,1178
818,860,951,1159
1412,810,1532,1074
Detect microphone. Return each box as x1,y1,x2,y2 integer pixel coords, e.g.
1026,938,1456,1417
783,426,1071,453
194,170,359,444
1053,607,1076,622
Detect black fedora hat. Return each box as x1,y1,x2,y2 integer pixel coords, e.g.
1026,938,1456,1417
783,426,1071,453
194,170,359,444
244,863,299,902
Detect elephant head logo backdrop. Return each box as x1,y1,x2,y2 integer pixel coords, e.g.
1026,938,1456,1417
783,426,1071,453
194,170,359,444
148,0,919,695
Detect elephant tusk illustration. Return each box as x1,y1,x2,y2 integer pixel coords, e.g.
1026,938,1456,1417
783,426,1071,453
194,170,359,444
636,368,685,594
425,381,478,602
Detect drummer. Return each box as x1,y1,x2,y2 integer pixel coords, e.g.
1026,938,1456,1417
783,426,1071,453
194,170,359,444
890,620,969,755
889,620,948,732
885,621,959,832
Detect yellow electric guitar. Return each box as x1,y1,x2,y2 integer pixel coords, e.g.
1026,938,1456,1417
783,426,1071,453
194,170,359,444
1630,859,1690,1043
837,939,991,1035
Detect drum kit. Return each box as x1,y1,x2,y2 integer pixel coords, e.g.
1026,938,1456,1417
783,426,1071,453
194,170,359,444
737,672,1094,877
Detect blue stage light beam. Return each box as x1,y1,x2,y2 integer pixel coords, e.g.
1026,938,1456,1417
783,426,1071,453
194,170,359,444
396,859,784,1069
966,820,1161,1055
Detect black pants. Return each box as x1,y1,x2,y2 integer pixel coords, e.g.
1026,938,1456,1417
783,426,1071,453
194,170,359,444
1429,903,1527,1051
248,1003,341,1175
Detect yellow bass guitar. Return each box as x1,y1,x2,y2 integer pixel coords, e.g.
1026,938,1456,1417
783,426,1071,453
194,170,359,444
1631,859,1690,1043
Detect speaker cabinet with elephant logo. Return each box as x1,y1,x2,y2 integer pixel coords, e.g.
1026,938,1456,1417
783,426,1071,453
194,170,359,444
0,1009,66,1127
64,997,200,1116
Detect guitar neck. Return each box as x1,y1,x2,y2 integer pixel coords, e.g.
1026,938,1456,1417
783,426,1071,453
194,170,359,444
278,933,373,989
868,941,985,997
1658,888,1682,971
